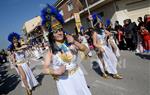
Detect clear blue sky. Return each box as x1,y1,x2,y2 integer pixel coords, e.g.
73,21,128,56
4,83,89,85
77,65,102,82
0,0,57,50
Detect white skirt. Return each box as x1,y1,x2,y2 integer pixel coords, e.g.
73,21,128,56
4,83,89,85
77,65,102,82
108,38,120,58
18,63,39,90
102,45,118,74
56,68,92,95
33,50,41,59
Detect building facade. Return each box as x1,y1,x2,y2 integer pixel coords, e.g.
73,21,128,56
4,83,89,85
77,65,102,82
55,0,150,33
22,16,45,45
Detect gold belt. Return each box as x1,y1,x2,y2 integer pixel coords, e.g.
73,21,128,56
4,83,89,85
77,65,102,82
16,60,26,64
52,67,79,81
67,67,79,76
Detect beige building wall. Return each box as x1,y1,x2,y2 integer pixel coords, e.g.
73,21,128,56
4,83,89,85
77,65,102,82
91,0,150,26
62,0,150,32
90,1,116,25
115,0,150,25
23,16,42,34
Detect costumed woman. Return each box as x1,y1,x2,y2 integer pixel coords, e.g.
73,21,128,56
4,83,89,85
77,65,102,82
105,19,120,59
8,32,39,95
79,27,93,57
42,4,92,95
89,14,122,79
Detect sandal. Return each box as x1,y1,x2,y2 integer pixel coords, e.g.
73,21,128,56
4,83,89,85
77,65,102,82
112,74,123,79
26,88,32,95
102,73,109,79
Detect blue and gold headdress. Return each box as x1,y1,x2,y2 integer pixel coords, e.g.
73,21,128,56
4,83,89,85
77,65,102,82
8,32,20,43
41,4,64,32
105,19,111,28
92,13,102,26
7,44,13,51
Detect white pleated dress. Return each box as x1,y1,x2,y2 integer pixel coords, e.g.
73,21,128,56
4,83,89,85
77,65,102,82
97,32,118,74
33,49,41,59
51,45,92,95
15,52,39,90
79,36,93,57
107,35,120,58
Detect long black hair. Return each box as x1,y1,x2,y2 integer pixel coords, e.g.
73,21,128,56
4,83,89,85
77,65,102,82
47,29,68,54
12,42,21,51
95,22,104,35
86,27,94,46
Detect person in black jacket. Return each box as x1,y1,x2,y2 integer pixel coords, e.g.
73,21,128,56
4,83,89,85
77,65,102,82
123,19,138,51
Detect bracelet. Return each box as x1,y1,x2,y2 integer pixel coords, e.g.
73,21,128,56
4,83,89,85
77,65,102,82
48,68,53,75
72,41,77,45
48,69,59,80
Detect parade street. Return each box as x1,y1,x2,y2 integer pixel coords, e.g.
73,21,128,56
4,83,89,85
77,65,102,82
0,50,149,95
0,0,150,95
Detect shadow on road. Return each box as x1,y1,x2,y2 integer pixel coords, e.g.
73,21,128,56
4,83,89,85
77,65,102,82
91,61,103,76
36,74,45,85
135,53,150,60
0,64,20,95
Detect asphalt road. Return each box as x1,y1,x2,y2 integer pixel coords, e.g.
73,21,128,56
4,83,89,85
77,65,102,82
0,50,149,95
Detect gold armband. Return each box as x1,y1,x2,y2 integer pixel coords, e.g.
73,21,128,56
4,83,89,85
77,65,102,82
48,69,59,80
48,68,53,75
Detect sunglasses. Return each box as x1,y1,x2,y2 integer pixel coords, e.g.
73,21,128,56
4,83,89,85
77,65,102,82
53,28,63,33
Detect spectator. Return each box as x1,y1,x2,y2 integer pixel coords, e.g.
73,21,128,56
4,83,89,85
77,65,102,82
123,19,138,51
137,17,144,31
144,14,150,32
114,21,122,32
0,49,7,63
114,21,125,50
140,25,150,53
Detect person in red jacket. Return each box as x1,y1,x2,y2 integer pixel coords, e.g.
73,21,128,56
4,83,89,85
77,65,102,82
140,25,150,53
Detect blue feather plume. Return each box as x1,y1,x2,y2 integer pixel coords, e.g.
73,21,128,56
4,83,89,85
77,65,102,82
41,4,64,32
80,26,84,32
8,32,20,43
105,19,111,27
92,13,102,26
7,44,13,50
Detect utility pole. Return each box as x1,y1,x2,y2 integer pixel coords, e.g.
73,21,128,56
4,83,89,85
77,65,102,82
85,0,94,28
113,0,118,11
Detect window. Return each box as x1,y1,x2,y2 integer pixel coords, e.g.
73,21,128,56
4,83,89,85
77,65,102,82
67,0,73,11
59,10,64,16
